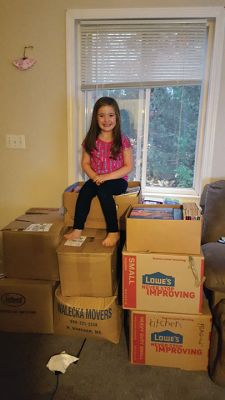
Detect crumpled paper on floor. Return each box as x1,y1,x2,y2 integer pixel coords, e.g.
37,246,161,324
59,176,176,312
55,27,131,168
46,351,79,374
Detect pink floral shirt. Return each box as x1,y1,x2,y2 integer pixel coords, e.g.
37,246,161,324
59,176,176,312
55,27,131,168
86,135,131,181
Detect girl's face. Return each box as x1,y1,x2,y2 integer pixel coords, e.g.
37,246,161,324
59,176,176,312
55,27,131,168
97,105,117,134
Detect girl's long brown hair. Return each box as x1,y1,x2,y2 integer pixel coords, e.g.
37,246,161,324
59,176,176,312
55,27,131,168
83,97,122,159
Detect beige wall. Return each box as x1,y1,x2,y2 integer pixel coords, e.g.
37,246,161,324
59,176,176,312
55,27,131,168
0,0,225,273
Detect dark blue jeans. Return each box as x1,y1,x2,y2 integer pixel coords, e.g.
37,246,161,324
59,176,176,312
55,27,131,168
73,178,128,232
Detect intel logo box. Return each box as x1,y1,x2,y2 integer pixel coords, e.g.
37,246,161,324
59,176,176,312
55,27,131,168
0,278,55,333
129,301,212,370
122,248,204,314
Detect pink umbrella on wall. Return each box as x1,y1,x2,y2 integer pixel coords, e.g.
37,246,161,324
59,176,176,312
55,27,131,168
13,46,36,71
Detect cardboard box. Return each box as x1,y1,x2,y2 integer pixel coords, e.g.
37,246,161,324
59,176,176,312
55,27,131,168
2,208,65,280
122,248,204,314
0,278,55,333
25,207,64,216
54,285,123,344
130,301,212,370
57,229,118,297
126,204,202,254
63,181,141,229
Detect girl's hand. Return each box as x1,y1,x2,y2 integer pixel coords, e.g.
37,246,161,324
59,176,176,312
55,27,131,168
92,175,102,185
93,174,110,185
92,175,98,185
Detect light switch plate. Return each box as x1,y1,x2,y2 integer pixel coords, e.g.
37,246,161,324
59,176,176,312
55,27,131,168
6,134,26,149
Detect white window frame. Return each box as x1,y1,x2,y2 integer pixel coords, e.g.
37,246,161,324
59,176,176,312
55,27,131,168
66,7,225,200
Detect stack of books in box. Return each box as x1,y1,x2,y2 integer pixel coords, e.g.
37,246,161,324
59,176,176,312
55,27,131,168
122,202,212,371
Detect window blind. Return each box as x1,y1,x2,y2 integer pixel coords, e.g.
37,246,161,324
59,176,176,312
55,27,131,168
80,20,208,89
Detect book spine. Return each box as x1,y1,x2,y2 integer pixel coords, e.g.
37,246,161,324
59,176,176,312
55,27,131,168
182,203,201,220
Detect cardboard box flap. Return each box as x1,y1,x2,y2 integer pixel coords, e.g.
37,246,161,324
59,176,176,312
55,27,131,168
57,239,116,255
57,229,116,255
2,219,30,232
24,210,63,223
58,228,113,253
62,228,105,239
26,207,63,215
55,286,117,308
2,214,64,235
0,278,56,287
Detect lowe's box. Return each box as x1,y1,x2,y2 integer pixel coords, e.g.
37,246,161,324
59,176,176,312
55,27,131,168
63,181,141,229
2,208,65,280
126,204,202,254
57,229,118,297
0,278,55,333
130,300,212,370
122,248,204,314
54,285,123,344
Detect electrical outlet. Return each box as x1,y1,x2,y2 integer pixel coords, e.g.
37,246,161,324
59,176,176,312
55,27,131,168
6,134,26,149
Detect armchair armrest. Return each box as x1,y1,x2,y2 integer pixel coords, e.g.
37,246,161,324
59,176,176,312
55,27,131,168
202,242,225,292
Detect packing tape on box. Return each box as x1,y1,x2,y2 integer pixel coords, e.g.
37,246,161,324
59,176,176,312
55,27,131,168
189,256,206,287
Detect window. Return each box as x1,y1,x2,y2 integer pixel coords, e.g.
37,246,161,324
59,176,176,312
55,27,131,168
83,85,202,190
66,8,223,200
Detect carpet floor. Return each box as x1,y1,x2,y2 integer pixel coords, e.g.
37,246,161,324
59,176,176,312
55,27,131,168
0,326,225,400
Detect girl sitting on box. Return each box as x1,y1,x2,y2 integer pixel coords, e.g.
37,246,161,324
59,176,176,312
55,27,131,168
64,97,133,247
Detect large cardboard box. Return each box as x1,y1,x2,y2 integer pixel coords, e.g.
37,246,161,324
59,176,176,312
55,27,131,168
0,278,55,333
130,301,212,370
54,285,123,344
2,208,65,280
126,204,202,254
122,248,204,314
57,229,118,297
63,181,141,229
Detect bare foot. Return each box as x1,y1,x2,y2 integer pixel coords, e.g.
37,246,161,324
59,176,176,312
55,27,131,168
102,232,120,247
64,229,82,240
